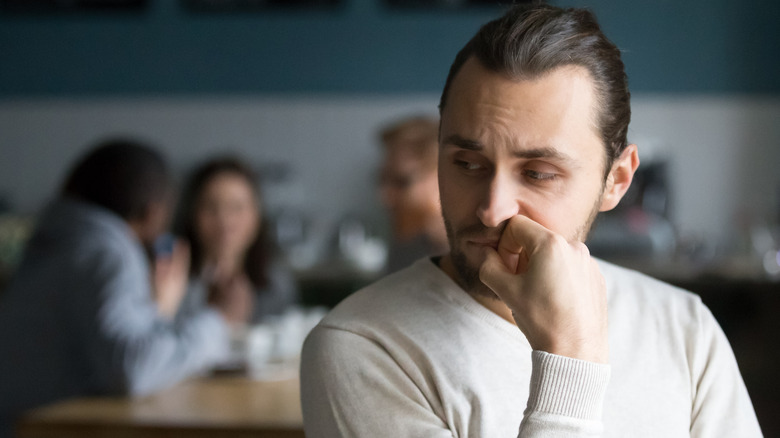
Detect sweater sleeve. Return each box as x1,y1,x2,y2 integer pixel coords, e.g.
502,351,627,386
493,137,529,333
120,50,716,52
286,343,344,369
518,351,610,437
300,324,455,438
688,299,763,437
301,324,611,438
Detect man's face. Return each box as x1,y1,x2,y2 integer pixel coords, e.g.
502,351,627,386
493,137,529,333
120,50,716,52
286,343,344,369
379,145,440,241
438,58,611,294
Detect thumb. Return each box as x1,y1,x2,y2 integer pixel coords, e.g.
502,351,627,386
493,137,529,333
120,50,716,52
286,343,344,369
480,247,525,302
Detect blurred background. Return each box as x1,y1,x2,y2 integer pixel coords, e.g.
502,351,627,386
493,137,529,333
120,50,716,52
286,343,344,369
0,0,779,433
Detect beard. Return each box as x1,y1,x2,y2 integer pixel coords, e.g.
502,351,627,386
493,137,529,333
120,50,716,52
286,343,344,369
442,197,603,301
443,218,501,298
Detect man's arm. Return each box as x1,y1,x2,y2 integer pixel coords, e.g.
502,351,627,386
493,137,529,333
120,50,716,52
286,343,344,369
479,215,611,436
76,243,230,396
689,301,763,437
519,351,609,437
301,322,609,437
303,214,612,437
300,325,454,438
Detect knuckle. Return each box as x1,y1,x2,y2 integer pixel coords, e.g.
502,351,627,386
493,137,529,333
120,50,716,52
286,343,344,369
573,241,590,255
541,233,567,254
550,233,567,247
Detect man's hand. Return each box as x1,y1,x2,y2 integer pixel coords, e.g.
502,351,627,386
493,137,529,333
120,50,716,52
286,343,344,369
479,215,609,363
153,240,191,320
207,272,254,327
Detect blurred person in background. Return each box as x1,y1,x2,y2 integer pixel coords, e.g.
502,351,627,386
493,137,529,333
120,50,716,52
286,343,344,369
0,139,246,437
174,156,298,326
378,116,448,273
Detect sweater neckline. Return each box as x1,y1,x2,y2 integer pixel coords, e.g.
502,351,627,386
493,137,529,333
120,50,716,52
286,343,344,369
415,258,529,343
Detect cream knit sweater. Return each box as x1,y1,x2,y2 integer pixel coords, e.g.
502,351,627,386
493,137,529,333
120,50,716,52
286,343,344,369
301,258,762,437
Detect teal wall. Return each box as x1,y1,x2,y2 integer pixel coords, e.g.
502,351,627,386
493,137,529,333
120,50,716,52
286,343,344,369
0,0,778,97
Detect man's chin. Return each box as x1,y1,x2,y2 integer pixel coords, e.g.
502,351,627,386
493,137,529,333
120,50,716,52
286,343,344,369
449,247,500,300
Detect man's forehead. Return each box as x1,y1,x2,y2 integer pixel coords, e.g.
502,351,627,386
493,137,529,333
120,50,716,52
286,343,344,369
439,61,606,175
448,58,593,103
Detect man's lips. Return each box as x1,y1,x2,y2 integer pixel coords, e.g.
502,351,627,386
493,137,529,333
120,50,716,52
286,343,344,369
467,238,500,250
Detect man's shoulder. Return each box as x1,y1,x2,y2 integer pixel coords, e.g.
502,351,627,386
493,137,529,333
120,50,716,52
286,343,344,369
599,259,706,320
599,259,695,295
317,258,452,334
33,199,135,252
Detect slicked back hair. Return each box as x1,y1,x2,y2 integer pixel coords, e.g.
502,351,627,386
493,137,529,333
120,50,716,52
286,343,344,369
439,3,630,177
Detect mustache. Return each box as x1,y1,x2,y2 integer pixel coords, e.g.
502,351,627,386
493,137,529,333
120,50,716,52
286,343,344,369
454,221,506,242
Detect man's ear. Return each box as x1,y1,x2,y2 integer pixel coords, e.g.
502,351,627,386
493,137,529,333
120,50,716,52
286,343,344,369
599,144,640,212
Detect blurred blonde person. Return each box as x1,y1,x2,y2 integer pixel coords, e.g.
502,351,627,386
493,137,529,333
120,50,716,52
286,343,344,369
378,116,448,272
175,157,297,327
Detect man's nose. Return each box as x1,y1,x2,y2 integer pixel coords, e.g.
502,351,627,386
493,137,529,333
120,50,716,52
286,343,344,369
476,174,519,228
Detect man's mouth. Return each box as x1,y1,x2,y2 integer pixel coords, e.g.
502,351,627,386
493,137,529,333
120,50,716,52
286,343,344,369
466,238,500,250
453,222,505,252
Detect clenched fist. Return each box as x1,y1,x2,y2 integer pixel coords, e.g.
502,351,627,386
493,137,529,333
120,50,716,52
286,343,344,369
479,215,609,363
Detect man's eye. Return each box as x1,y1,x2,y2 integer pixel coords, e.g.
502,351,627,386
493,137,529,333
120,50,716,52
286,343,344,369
523,169,557,181
455,160,482,171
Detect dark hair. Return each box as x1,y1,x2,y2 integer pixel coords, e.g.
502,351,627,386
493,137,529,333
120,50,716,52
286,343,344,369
61,138,171,221
176,156,269,289
439,3,630,175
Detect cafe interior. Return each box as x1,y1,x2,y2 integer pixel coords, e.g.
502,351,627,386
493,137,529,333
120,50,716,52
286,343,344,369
0,0,779,436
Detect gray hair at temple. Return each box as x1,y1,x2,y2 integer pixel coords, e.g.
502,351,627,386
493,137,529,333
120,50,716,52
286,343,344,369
438,3,631,178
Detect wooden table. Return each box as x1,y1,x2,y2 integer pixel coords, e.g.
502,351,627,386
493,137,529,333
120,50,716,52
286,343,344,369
15,376,304,438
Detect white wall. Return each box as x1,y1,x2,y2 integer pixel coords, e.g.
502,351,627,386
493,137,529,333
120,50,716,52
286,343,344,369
629,96,780,245
1,95,778,248
0,96,439,245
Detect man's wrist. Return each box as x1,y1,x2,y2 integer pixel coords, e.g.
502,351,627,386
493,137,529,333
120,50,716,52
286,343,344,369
526,350,611,421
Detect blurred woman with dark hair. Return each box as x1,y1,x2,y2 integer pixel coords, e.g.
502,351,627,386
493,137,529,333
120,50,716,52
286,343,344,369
175,156,297,326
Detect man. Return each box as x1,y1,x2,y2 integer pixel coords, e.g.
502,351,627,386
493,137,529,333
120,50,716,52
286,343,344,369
378,115,448,272
0,139,251,436
301,4,761,437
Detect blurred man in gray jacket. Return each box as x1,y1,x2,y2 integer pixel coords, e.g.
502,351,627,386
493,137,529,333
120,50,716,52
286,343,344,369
0,139,251,436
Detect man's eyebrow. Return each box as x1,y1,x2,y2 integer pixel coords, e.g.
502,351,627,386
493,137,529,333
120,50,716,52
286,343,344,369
513,147,576,163
442,134,577,163
441,134,483,151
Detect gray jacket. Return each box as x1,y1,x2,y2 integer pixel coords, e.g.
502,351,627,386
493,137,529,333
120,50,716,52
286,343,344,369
0,198,230,432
